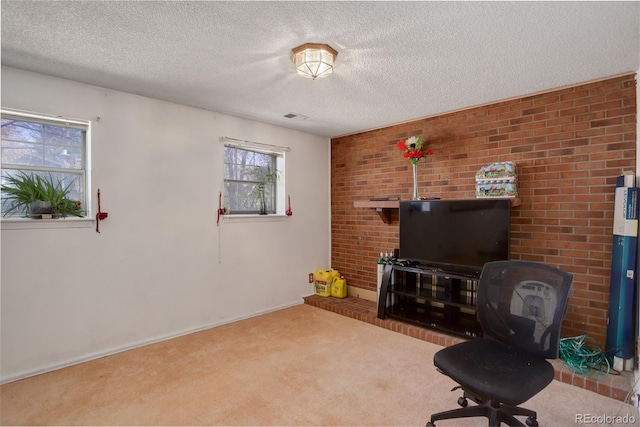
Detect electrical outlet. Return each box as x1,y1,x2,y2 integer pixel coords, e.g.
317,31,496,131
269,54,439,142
308,273,314,283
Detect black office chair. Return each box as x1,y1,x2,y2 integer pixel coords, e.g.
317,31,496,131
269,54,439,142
427,260,574,427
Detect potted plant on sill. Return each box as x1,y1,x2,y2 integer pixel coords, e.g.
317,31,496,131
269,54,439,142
1,171,83,218
250,166,279,215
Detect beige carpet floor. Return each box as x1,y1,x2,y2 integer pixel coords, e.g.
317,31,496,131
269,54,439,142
0,304,637,426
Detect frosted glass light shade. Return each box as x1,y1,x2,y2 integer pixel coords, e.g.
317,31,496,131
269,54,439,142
291,43,338,79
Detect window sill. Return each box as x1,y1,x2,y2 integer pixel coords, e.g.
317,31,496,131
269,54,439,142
1,216,95,230
220,214,290,224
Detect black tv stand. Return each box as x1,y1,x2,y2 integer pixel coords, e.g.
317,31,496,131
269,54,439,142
377,262,483,338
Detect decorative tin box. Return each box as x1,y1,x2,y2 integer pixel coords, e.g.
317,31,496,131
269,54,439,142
475,162,518,198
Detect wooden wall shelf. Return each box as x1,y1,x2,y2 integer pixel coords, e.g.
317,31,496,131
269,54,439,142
354,198,521,224
353,200,400,223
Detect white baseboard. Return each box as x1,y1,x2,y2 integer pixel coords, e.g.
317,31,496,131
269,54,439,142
1,300,303,385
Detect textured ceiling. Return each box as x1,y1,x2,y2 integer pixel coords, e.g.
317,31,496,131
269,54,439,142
1,1,639,138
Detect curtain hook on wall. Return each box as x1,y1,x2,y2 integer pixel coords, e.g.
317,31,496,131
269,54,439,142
96,189,109,233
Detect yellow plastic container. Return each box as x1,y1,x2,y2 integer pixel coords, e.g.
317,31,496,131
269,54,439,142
328,268,341,282
331,276,347,298
315,269,333,297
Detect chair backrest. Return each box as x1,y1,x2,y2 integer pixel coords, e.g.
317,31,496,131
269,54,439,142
477,260,574,359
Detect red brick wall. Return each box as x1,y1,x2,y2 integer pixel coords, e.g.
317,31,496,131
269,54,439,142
331,74,637,348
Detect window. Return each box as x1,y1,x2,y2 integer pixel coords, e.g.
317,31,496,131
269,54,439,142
1,109,90,218
223,139,286,215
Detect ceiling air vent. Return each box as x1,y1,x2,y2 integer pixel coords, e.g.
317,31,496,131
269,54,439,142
283,113,309,121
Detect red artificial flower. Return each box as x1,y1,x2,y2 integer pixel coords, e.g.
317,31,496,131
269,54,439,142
396,136,433,165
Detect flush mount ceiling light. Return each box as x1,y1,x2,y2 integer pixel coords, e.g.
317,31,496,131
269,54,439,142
291,43,338,80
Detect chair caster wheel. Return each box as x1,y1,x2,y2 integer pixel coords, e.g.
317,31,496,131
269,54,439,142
457,397,468,407
526,416,538,426
426,422,435,427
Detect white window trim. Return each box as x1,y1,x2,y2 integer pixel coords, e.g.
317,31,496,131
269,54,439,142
1,108,93,228
1,216,95,230
219,214,289,224
220,136,289,218
220,136,290,155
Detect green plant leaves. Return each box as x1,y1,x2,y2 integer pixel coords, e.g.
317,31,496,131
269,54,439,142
1,171,83,217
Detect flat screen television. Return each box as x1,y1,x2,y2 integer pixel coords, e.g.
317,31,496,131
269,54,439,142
399,199,510,276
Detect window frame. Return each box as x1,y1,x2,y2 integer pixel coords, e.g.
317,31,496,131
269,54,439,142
1,108,92,221
221,137,288,217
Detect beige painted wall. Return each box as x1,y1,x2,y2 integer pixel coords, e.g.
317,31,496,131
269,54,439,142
0,67,331,382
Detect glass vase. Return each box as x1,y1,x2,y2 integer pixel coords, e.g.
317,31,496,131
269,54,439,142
412,163,419,200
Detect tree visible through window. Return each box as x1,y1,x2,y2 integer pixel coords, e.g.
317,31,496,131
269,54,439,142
1,111,88,217
224,146,281,214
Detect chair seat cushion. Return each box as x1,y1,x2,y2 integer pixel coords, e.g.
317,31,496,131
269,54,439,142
433,338,555,406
